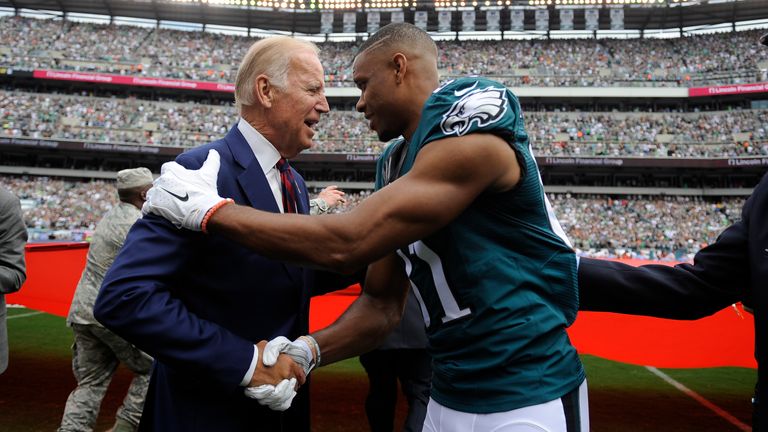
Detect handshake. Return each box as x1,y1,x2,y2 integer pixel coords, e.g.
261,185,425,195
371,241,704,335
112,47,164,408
245,335,320,411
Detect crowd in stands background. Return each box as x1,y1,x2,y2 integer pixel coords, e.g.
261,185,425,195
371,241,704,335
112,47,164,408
1,16,766,87
0,175,744,261
2,90,767,156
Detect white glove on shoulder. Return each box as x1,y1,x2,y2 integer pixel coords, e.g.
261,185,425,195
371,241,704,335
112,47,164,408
262,336,317,376
142,149,229,231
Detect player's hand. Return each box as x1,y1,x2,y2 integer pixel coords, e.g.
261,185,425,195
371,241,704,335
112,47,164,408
142,149,229,231
262,336,317,376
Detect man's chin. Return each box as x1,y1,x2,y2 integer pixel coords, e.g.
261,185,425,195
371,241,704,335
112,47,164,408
297,141,314,154
376,130,398,142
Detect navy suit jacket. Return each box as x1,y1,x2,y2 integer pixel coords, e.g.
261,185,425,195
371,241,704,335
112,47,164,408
95,126,314,431
579,172,768,430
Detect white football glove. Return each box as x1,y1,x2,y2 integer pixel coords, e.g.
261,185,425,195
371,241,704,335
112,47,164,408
243,378,298,411
142,149,228,231
262,336,316,376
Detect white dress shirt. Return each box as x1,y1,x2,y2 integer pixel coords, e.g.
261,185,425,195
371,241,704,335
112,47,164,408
237,117,288,213
236,117,288,386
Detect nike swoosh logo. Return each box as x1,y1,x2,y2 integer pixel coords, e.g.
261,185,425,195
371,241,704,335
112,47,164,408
160,187,189,202
454,82,479,97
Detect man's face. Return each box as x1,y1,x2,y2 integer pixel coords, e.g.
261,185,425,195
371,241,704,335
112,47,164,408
353,50,405,142
269,50,329,158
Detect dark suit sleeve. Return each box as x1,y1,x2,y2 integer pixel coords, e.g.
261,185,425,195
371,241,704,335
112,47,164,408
578,213,748,319
95,214,256,391
95,149,256,391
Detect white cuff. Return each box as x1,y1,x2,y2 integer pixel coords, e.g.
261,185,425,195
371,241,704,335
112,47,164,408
240,344,259,387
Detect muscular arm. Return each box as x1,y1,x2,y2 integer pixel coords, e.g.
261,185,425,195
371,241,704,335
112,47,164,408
208,133,520,273
311,253,411,366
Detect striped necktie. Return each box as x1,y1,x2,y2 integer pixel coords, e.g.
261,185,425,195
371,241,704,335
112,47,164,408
276,158,298,214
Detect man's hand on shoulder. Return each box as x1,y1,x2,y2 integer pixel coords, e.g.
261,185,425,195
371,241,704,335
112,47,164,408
142,149,232,231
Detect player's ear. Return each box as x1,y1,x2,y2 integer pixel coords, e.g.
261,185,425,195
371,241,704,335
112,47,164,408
392,53,407,85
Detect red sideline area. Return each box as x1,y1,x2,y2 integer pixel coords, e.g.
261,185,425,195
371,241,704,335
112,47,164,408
8,244,756,369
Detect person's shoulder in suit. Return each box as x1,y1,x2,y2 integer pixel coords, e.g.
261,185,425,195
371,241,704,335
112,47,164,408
175,137,230,169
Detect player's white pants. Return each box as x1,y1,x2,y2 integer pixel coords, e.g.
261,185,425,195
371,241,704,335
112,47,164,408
422,379,589,432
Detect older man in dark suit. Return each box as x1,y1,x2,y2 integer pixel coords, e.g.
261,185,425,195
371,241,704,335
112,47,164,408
94,36,329,431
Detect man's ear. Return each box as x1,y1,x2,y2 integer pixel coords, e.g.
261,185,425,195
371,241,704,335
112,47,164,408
392,53,407,85
254,75,275,108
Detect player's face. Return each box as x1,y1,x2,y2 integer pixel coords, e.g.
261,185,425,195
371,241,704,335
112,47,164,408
269,50,329,158
353,50,407,142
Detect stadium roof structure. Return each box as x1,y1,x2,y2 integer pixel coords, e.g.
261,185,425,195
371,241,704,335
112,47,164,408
1,0,767,36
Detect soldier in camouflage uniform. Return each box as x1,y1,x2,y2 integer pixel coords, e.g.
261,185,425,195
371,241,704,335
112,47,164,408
59,168,155,432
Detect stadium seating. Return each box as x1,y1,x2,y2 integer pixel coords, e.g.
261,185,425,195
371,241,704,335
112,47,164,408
2,90,766,156
1,16,767,87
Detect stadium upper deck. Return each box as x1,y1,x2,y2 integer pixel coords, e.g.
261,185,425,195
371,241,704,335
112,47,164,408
2,16,766,88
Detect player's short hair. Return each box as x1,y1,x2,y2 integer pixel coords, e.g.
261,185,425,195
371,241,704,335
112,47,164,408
235,37,320,113
355,22,436,60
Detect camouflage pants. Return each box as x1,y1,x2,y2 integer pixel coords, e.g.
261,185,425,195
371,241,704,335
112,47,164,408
58,324,153,432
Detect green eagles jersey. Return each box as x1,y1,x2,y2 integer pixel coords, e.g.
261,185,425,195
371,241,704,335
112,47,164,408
374,77,584,413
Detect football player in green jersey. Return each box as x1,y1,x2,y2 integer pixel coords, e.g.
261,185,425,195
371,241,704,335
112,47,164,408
144,23,588,431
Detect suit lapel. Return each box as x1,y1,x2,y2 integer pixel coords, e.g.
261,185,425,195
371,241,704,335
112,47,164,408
224,126,303,284
224,127,280,213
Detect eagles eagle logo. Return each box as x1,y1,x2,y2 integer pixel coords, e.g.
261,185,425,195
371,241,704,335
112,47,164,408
440,86,508,136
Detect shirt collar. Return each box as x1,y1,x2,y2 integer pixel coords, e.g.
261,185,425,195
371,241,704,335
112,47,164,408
237,117,281,174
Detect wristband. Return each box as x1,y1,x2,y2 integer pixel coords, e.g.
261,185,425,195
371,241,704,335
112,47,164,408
201,198,234,234
299,334,321,368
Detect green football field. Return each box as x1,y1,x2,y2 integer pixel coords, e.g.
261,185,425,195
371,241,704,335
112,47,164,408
1,307,756,431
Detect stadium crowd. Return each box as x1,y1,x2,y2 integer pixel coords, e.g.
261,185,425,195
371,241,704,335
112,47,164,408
2,90,767,157
1,16,766,87
0,176,116,241
0,175,744,260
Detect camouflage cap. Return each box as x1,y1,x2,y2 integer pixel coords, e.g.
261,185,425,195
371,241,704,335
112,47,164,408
116,167,154,190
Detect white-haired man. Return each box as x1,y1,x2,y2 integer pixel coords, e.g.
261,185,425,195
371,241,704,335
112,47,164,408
95,36,334,431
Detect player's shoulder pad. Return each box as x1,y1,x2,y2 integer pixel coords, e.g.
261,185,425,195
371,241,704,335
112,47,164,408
425,77,518,138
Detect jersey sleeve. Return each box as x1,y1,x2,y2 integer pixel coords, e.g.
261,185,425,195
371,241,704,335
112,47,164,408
414,78,523,152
